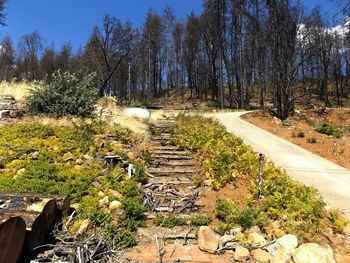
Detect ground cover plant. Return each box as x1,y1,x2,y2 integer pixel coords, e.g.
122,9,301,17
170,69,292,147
0,120,147,248
173,114,330,241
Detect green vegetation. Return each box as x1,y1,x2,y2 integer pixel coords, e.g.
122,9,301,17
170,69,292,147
307,137,317,144
0,120,146,248
25,71,97,117
190,215,212,226
153,214,187,228
330,210,348,234
174,114,328,241
297,132,305,138
316,123,342,138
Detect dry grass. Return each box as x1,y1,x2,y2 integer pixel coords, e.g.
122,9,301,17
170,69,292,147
0,80,37,101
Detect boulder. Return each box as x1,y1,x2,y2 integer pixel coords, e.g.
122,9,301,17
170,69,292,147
251,249,270,263
234,246,250,262
229,226,242,236
122,107,150,120
292,243,336,263
268,234,298,263
198,226,219,253
247,232,267,245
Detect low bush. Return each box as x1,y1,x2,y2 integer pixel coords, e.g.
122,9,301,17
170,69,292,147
153,214,187,228
316,123,342,138
25,71,98,117
330,210,348,234
297,132,305,138
190,215,212,226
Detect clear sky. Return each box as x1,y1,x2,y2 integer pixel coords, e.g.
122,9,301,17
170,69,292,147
0,0,342,52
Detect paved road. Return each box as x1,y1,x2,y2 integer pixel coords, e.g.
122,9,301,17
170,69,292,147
206,112,350,218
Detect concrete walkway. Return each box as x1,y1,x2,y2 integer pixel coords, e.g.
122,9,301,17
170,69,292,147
206,112,350,217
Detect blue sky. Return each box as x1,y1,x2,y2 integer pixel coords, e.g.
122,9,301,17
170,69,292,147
0,0,341,52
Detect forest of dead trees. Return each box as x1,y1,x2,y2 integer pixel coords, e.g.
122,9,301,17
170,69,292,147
1,0,350,119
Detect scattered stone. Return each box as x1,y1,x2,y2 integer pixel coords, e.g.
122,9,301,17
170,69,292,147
127,152,135,160
98,191,105,197
109,200,122,210
73,165,82,171
219,234,236,249
247,232,267,245
83,154,93,161
269,247,292,263
76,219,90,236
244,226,262,234
16,168,26,175
273,117,282,125
75,158,83,165
251,249,270,263
92,181,101,187
31,151,39,159
70,203,79,210
229,226,242,236
203,179,214,187
109,189,123,199
99,196,109,206
276,234,298,253
234,246,250,262
292,243,336,263
197,226,219,253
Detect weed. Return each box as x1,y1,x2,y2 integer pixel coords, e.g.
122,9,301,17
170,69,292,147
132,163,148,184
297,132,305,138
122,197,146,221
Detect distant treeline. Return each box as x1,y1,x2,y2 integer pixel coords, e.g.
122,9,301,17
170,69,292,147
0,0,350,119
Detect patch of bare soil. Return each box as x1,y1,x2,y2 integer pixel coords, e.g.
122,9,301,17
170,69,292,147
242,108,350,170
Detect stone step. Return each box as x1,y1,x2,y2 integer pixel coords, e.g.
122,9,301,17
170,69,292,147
153,150,190,155
150,161,195,167
154,155,192,160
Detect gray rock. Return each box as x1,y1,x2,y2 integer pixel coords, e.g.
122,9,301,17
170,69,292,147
99,196,109,206
268,234,298,263
247,232,267,245
198,226,219,253
229,226,242,236
109,200,122,210
244,225,262,234
292,243,336,263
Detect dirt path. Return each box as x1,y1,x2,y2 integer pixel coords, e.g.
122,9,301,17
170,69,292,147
206,112,350,218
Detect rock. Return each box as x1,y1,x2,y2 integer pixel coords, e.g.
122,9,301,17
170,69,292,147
244,225,262,234
75,158,83,165
73,165,82,171
83,154,93,160
273,117,282,125
98,191,105,197
31,151,39,159
219,234,235,248
247,232,267,245
109,200,122,210
234,246,250,262
70,203,79,210
276,234,298,253
76,219,90,235
251,249,270,263
109,189,123,199
16,168,26,175
198,226,219,253
269,246,292,263
229,226,242,236
292,243,336,263
203,179,214,187
99,196,109,206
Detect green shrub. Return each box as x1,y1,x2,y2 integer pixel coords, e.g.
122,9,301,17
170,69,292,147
115,124,133,143
25,71,97,117
132,163,148,184
215,198,240,224
316,123,342,138
307,137,317,144
117,179,139,198
297,132,305,138
191,215,212,226
104,219,139,249
78,197,112,226
153,214,187,228
122,197,146,221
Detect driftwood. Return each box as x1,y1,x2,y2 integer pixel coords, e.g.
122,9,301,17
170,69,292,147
0,192,70,261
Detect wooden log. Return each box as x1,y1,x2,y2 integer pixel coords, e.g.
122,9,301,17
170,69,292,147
0,217,26,263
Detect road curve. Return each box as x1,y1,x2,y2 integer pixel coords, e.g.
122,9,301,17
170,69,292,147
206,112,350,218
